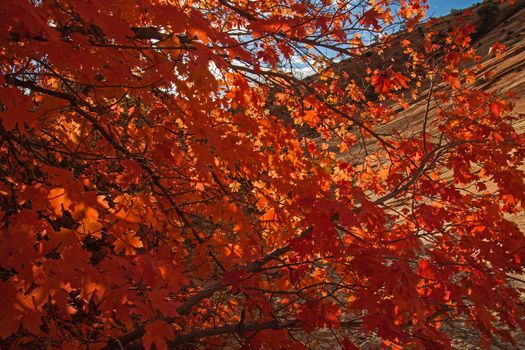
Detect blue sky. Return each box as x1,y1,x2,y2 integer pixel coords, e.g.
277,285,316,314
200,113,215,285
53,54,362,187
427,0,479,17
290,0,483,77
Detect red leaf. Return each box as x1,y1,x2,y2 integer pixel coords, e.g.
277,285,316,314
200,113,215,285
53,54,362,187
143,320,175,350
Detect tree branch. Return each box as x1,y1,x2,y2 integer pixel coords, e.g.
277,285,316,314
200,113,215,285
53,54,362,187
103,320,296,349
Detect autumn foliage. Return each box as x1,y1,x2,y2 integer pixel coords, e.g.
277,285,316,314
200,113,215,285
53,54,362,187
1,0,524,349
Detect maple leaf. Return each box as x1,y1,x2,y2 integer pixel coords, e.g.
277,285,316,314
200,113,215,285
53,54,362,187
371,69,410,94
0,87,34,132
114,230,144,255
143,320,175,350
489,42,507,58
360,8,381,30
303,109,320,127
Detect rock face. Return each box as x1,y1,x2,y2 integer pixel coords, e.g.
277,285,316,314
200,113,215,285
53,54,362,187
333,1,525,231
